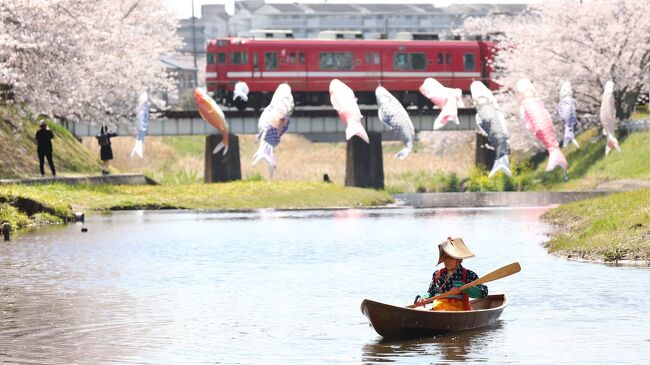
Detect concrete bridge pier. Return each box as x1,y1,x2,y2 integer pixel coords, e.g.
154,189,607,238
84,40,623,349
345,132,384,189
475,133,496,172
204,134,241,183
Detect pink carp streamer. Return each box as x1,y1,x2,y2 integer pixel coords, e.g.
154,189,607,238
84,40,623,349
419,78,464,130
599,81,621,156
517,78,568,173
329,79,369,143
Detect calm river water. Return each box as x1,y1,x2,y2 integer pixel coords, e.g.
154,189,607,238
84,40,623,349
0,207,648,364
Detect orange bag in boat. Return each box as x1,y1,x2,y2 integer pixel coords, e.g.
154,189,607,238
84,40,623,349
432,298,466,311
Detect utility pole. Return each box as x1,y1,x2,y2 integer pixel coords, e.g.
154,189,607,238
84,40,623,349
191,0,198,88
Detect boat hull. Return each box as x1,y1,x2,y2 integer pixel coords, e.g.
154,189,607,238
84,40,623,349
361,294,507,339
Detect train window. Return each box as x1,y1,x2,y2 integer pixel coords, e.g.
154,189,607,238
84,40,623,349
437,53,443,64
217,53,226,64
289,52,296,64
299,52,305,64
464,53,475,70
231,52,248,65
365,52,371,64
207,53,215,64
253,52,259,69
393,53,426,70
374,53,380,64
265,52,278,70
411,54,426,69
319,52,354,70
446,53,452,64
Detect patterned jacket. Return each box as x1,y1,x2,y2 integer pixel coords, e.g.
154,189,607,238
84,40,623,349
425,264,488,299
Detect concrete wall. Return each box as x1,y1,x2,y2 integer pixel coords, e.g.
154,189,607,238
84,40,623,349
395,191,611,208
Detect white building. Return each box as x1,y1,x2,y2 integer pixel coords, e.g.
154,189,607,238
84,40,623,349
175,1,528,86
195,1,526,39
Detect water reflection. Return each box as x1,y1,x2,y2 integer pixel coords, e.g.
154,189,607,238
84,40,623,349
362,323,504,364
0,284,149,364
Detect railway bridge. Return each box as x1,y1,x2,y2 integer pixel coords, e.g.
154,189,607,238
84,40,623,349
66,107,478,139
66,107,490,188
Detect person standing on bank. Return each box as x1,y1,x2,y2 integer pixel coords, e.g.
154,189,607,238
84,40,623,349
96,125,117,175
35,120,56,177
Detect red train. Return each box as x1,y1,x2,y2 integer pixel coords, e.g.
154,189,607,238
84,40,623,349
205,36,497,110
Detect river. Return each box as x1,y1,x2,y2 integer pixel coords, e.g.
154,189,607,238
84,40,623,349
0,207,648,364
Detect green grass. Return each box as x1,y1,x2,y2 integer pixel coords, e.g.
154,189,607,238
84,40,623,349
0,203,31,232
465,128,650,191
631,108,649,120
385,171,461,193
0,104,100,178
542,188,650,262
0,181,393,212
529,129,650,190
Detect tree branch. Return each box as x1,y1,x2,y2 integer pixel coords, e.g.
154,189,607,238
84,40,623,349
122,1,140,21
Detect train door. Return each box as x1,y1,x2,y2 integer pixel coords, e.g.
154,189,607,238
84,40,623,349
213,39,229,103
252,50,261,80
364,49,382,92
461,50,478,91
279,48,306,91
435,49,453,86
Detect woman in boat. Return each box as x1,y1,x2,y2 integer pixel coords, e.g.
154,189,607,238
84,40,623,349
414,237,488,311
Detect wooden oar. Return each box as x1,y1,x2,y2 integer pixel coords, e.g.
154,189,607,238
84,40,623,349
407,262,521,309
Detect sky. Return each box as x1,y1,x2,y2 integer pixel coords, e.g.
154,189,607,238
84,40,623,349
164,0,536,19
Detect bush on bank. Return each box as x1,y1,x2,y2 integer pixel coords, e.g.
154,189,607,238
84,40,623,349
542,188,650,263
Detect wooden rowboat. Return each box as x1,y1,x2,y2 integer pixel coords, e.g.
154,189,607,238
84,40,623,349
360,294,508,339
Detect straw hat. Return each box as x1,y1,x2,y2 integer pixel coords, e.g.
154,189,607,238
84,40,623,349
437,237,475,265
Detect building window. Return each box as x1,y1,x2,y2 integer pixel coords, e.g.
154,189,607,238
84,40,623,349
265,52,278,70
207,53,215,64
319,52,354,70
393,53,426,70
230,52,248,65
217,53,226,64
464,53,475,70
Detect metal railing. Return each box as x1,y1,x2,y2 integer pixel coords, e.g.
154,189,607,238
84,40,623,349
64,107,478,139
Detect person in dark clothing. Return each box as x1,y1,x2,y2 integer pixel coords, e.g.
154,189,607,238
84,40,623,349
35,121,56,177
96,125,117,175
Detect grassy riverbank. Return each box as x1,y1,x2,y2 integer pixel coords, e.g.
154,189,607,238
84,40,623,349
465,128,650,192
542,188,650,264
0,104,100,178
0,181,393,232
528,128,650,191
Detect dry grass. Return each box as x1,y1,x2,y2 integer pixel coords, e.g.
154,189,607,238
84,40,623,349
80,131,475,189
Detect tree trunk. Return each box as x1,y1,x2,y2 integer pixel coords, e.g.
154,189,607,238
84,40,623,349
615,88,640,120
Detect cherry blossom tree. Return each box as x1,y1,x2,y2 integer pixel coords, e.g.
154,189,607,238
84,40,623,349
462,0,650,132
0,0,181,126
